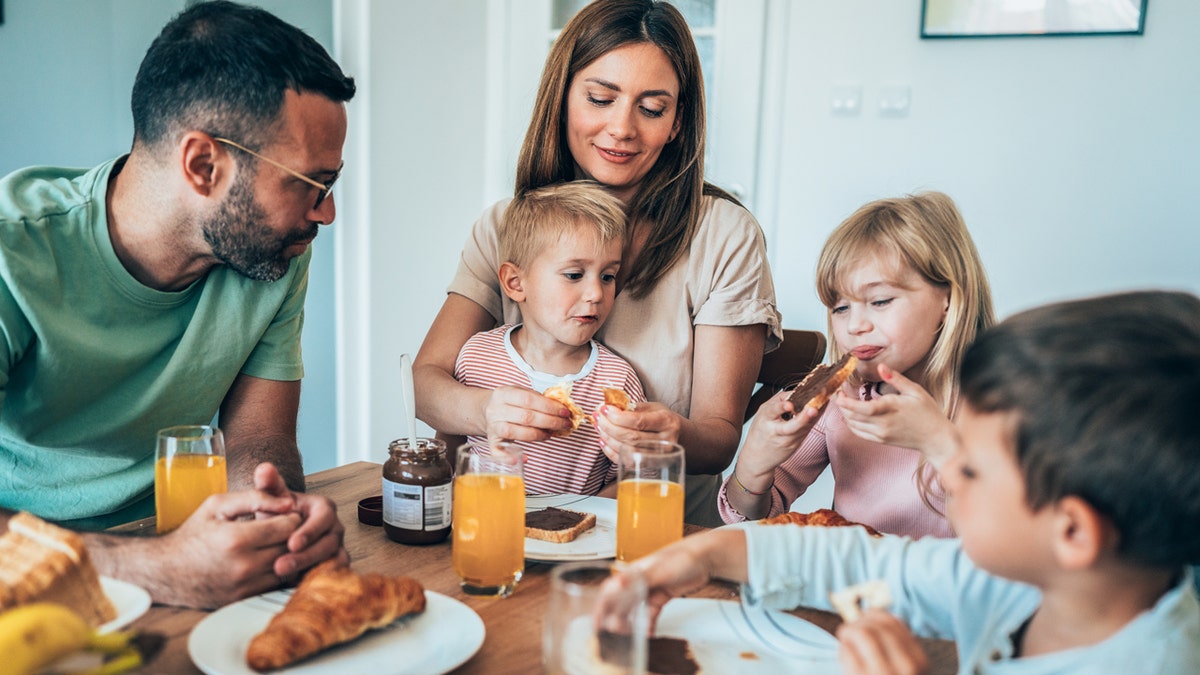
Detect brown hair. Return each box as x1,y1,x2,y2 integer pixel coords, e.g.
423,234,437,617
515,0,736,298
961,291,1200,566
500,181,626,268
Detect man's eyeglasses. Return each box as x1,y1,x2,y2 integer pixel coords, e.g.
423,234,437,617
214,137,342,211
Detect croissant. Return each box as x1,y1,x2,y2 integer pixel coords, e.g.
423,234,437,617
246,559,427,672
760,508,883,537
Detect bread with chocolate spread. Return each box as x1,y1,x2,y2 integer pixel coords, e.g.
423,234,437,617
524,506,596,543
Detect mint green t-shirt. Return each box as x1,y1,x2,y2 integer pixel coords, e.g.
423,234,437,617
0,158,308,528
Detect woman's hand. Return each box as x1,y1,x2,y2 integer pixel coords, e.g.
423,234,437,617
592,401,683,462
836,364,959,467
836,609,929,675
483,385,575,444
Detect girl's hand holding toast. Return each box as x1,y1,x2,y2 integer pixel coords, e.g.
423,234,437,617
836,364,959,467
722,390,822,519
736,389,823,481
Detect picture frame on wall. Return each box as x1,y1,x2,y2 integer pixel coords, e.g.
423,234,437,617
921,0,1148,38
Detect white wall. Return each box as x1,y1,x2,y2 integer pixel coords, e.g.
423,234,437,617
767,0,1200,332
335,0,490,462
339,0,1200,475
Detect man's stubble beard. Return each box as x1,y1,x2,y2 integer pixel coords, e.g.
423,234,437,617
202,172,317,282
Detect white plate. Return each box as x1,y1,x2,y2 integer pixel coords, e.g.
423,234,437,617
37,578,153,674
654,598,840,673
99,576,151,633
524,495,616,562
187,590,484,675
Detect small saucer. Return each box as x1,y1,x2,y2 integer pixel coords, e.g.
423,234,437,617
357,495,383,526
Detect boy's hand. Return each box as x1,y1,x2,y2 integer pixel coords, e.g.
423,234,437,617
484,385,575,442
836,364,959,467
596,529,748,634
836,609,929,675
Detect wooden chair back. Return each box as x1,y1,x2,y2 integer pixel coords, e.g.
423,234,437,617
744,329,827,424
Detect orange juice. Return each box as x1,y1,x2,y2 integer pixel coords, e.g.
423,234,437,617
452,473,525,595
616,479,684,561
155,454,227,533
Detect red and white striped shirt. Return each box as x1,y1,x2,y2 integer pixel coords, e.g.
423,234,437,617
454,325,646,495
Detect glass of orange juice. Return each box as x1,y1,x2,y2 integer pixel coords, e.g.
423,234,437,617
155,425,228,534
452,442,525,597
616,440,685,562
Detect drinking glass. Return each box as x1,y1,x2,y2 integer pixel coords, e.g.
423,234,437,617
155,425,228,534
544,561,648,675
616,440,685,562
452,442,525,597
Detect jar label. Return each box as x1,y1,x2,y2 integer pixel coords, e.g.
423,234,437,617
424,483,452,530
383,477,452,530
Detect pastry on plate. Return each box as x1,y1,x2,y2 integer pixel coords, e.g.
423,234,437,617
759,508,882,537
246,560,426,672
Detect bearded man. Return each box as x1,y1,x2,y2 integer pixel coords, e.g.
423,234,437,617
0,1,355,609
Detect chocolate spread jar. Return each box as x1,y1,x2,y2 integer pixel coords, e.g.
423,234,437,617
382,438,452,544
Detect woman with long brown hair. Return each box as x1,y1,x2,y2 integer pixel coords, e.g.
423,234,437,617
414,0,781,526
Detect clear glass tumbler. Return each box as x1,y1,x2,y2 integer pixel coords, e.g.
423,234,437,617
452,442,526,596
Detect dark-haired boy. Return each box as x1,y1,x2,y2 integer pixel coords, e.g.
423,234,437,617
607,290,1200,673
0,1,355,608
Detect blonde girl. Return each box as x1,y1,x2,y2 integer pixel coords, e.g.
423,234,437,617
718,191,994,538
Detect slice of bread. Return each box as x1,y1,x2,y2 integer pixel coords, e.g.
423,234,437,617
544,383,586,437
525,507,597,543
602,387,632,411
829,579,893,623
0,512,117,626
785,353,859,413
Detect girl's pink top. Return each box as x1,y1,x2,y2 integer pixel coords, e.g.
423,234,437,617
718,384,953,539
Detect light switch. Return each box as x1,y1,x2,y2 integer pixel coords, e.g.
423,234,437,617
831,83,862,117
879,84,911,117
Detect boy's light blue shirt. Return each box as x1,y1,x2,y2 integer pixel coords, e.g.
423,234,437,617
743,525,1200,674
0,159,308,528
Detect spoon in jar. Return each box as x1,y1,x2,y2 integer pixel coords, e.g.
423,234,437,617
400,353,418,449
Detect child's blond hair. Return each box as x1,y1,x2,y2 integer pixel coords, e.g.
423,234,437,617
816,191,994,414
500,181,626,268
816,191,995,511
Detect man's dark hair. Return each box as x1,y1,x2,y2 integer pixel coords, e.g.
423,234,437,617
960,290,1200,567
131,0,355,152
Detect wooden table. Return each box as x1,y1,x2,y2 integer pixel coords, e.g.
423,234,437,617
126,461,957,673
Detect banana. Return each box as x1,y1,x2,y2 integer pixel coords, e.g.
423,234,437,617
0,602,92,675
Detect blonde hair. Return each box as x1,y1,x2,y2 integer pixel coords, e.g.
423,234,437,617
500,181,627,268
515,0,738,298
816,191,995,511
